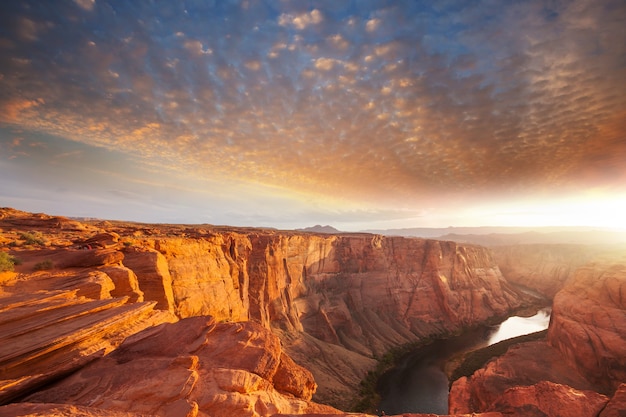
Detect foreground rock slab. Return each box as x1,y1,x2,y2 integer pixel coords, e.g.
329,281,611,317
0,403,146,417
0,291,173,404
23,317,338,417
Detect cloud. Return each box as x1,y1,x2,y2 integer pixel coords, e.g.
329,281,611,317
278,9,323,30
1,98,45,123
183,39,212,56
0,0,624,222
74,0,95,12
365,18,381,32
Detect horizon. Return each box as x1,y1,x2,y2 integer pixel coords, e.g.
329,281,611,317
8,206,626,235
1,1,625,232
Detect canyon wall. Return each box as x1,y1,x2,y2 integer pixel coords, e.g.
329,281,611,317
151,233,522,348
490,244,597,298
126,229,523,408
547,263,626,393
0,208,523,411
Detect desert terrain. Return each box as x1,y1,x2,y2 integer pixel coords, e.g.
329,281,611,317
0,207,624,417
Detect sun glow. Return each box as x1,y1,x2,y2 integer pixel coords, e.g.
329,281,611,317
469,194,626,231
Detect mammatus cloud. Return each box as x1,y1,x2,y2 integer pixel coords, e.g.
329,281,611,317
0,0,625,227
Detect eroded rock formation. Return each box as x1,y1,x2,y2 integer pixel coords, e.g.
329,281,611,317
547,263,626,393
449,259,626,416
23,317,334,417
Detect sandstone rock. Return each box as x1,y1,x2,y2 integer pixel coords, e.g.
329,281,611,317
489,380,608,417
1,269,116,300
57,248,125,268
491,244,595,298
547,263,626,392
152,235,251,321
99,265,144,302
273,352,317,401
0,208,89,232
78,232,121,249
600,383,626,417
448,340,598,414
0,291,174,404
121,247,175,312
0,402,147,416
25,318,325,417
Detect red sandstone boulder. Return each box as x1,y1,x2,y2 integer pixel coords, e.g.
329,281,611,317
77,232,121,249
273,352,317,400
99,265,144,302
57,248,125,268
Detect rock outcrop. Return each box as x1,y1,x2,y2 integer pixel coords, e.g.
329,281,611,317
448,340,601,413
547,263,626,393
600,383,626,417
449,260,626,415
488,381,608,417
0,292,174,405
23,317,336,417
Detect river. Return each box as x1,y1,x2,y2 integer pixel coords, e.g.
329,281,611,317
376,308,551,415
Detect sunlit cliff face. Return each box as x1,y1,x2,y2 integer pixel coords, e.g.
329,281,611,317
0,1,625,229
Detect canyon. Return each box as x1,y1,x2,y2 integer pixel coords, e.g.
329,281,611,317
0,207,624,417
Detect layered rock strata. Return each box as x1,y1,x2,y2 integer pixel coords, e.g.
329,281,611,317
24,317,336,417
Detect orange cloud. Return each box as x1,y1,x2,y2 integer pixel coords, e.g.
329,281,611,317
1,98,45,123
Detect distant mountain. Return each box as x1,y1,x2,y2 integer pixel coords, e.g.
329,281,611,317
362,226,626,246
297,225,341,234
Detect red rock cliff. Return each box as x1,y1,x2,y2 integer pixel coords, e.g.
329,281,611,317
547,263,626,393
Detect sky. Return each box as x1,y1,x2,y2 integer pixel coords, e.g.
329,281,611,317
1,0,625,231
